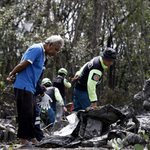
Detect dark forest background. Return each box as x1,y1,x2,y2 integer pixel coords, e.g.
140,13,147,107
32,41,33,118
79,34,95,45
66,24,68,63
0,0,150,117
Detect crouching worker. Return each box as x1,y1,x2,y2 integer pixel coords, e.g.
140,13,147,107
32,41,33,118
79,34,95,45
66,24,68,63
53,68,71,105
72,47,119,112
38,78,67,131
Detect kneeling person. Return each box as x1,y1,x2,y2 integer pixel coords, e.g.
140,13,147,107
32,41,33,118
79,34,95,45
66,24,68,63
39,78,67,129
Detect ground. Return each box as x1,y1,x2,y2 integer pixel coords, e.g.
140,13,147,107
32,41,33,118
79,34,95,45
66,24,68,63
0,143,135,150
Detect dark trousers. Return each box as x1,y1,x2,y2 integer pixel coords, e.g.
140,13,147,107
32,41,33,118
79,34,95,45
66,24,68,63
34,98,44,141
14,88,36,139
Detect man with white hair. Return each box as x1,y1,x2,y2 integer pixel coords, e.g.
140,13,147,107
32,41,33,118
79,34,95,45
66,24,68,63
7,35,64,146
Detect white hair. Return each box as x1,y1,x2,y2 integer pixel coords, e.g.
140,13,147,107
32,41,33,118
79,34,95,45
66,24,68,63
45,35,64,47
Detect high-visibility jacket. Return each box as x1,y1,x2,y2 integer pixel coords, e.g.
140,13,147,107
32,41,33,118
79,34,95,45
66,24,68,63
75,56,107,102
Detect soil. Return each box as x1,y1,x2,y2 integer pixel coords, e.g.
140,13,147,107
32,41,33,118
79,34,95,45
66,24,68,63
0,142,135,150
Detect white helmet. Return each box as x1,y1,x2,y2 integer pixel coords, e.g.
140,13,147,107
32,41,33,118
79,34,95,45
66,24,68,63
41,78,52,87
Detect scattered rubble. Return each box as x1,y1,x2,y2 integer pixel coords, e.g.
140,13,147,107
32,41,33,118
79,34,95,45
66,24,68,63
0,104,150,149
1,79,150,149
35,104,148,149
134,78,150,111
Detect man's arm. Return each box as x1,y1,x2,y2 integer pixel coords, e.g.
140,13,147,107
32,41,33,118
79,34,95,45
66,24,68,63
54,88,64,105
7,60,30,81
72,62,88,82
35,80,46,96
63,78,71,88
87,69,102,107
54,88,67,113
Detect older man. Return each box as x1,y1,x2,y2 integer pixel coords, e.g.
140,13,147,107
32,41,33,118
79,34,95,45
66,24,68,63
7,35,64,146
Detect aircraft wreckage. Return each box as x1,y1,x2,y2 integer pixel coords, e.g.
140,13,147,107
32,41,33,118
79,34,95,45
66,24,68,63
1,78,150,149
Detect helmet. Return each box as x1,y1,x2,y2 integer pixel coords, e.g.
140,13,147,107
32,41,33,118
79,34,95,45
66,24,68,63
41,78,52,87
58,68,67,76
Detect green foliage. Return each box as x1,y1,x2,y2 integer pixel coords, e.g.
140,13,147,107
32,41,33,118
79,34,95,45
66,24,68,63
0,0,150,108
0,80,4,90
0,147,6,150
134,144,144,150
133,131,149,150
143,134,149,141
8,141,15,150
112,136,148,150
0,74,5,102
112,138,124,150
101,87,134,107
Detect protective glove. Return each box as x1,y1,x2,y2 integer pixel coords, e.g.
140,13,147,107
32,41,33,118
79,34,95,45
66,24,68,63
40,93,53,109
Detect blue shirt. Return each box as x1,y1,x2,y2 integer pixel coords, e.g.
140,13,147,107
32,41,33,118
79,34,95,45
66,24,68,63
14,43,44,94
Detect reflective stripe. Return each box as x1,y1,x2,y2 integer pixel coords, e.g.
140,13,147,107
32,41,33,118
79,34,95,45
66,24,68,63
35,121,40,125
64,78,71,88
100,56,108,70
87,69,102,102
54,88,64,105
36,116,40,121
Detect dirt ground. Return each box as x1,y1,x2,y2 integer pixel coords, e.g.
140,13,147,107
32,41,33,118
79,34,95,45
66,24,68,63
0,144,110,150
10,148,135,150
0,143,135,150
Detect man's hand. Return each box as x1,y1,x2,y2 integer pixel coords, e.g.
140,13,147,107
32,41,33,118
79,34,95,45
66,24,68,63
65,87,68,91
7,60,30,82
7,72,16,82
63,107,70,116
42,85,47,92
40,93,52,109
63,106,67,113
89,101,97,107
72,75,79,82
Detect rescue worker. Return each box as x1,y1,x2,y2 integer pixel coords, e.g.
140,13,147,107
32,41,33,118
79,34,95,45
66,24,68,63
38,78,67,131
53,68,71,105
72,47,118,111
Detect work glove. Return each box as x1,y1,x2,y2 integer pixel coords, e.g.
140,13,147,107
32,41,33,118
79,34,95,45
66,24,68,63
40,93,53,109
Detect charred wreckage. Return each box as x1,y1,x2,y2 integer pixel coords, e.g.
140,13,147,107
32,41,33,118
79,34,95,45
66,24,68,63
1,79,150,149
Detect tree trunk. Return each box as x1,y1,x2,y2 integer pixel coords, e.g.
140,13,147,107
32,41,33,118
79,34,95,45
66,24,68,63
141,0,150,66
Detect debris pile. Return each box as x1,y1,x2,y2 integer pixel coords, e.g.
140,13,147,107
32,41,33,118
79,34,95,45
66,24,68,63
2,78,150,149
35,104,148,149
134,78,150,111
0,119,16,143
